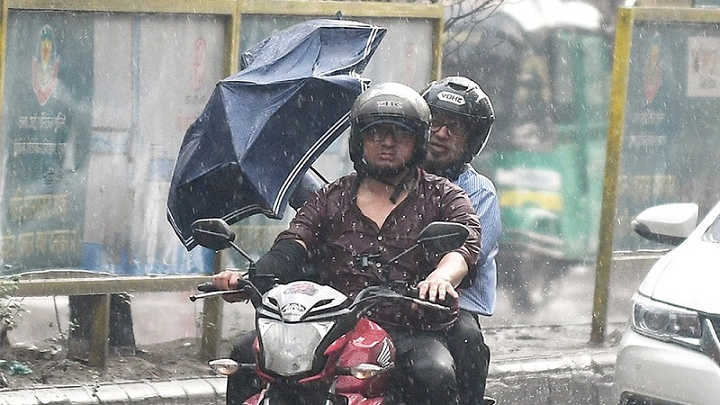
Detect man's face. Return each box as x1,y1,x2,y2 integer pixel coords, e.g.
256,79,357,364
361,123,415,171
426,110,469,170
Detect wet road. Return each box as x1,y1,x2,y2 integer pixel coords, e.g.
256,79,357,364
483,254,663,337
487,264,633,328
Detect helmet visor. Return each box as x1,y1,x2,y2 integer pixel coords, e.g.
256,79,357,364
356,117,421,136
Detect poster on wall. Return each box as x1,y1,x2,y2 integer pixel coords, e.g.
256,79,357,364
0,11,94,273
606,11,720,254
687,36,720,98
613,25,681,250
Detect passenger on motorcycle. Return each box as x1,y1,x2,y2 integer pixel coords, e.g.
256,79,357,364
422,76,500,405
211,82,482,405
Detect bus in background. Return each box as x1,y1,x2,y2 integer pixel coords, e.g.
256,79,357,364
442,0,611,309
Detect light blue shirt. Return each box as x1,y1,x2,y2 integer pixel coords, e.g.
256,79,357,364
456,165,501,316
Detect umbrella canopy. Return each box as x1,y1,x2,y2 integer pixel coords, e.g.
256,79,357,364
167,18,386,250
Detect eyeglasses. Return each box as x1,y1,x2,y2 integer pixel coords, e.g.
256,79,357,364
362,124,415,144
429,117,468,139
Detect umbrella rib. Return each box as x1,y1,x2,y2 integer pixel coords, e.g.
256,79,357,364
322,27,383,77
364,27,381,60
223,205,264,223
166,209,190,248
272,111,351,214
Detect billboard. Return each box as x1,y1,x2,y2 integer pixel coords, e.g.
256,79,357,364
592,6,720,341
1,7,229,275
603,7,720,254
1,12,93,271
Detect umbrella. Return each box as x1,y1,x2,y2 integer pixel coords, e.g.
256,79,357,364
167,18,387,250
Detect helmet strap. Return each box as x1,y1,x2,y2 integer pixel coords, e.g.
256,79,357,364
387,168,416,204
363,167,416,204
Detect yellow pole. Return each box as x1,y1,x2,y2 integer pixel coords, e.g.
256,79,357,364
0,0,7,131
590,7,634,344
431,10,444,80
200,250,225,361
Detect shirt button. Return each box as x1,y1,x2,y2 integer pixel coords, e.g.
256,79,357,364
377,235,383,241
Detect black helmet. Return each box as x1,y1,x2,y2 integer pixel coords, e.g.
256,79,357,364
421,76,495,161
349,82,431,177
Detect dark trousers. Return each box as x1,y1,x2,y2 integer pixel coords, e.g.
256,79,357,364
386,329,460,405
446,310,491,405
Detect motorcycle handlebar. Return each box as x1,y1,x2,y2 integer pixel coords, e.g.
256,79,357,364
189,277,264,305
354,284,456,310
392,285,457,309
197,282,218,293
188,282,234,302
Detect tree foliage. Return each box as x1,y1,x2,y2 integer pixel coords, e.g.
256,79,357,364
441,0,503,64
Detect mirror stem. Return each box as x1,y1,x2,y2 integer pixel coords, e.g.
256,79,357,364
230,241,255,265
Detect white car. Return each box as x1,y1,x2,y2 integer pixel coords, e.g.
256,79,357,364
614,201,720,405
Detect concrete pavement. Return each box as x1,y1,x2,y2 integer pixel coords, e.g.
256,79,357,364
0,322,623,405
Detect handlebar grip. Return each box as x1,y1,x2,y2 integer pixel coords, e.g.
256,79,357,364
405,286,421,299
406,285,456,308
197,282,218,292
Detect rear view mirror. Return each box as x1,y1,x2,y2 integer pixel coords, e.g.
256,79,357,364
385,221,470,265
417,222,470,256
632,203,698,246
191,218,236,251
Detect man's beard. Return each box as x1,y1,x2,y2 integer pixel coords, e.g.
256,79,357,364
422,158,465,181
422,159,445,176
364,163,408,182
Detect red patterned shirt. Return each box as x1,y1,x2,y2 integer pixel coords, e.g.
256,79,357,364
275,168,481,297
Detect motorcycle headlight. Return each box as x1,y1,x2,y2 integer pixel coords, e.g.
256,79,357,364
630,293,702,350
257,318,335,377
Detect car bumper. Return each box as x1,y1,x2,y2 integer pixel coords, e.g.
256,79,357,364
614,328,720,405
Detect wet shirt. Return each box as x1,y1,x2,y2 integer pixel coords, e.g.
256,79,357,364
456,164,501,316
275,168,481,297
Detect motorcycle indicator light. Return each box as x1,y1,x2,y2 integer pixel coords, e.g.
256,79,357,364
209,359,240,376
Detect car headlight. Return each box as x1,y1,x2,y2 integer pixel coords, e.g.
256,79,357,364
630,293,703,350
257,318,335,377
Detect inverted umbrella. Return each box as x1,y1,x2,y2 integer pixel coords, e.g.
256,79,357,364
167,18,386,250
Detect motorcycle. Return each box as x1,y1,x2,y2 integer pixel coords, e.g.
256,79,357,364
189,218,468,405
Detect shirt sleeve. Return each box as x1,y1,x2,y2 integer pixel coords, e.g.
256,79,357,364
437,180,482,285
462,175,502,266
274,183,327,249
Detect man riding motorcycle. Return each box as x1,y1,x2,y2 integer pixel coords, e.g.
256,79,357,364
422,76,500,405
212,82,482,405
